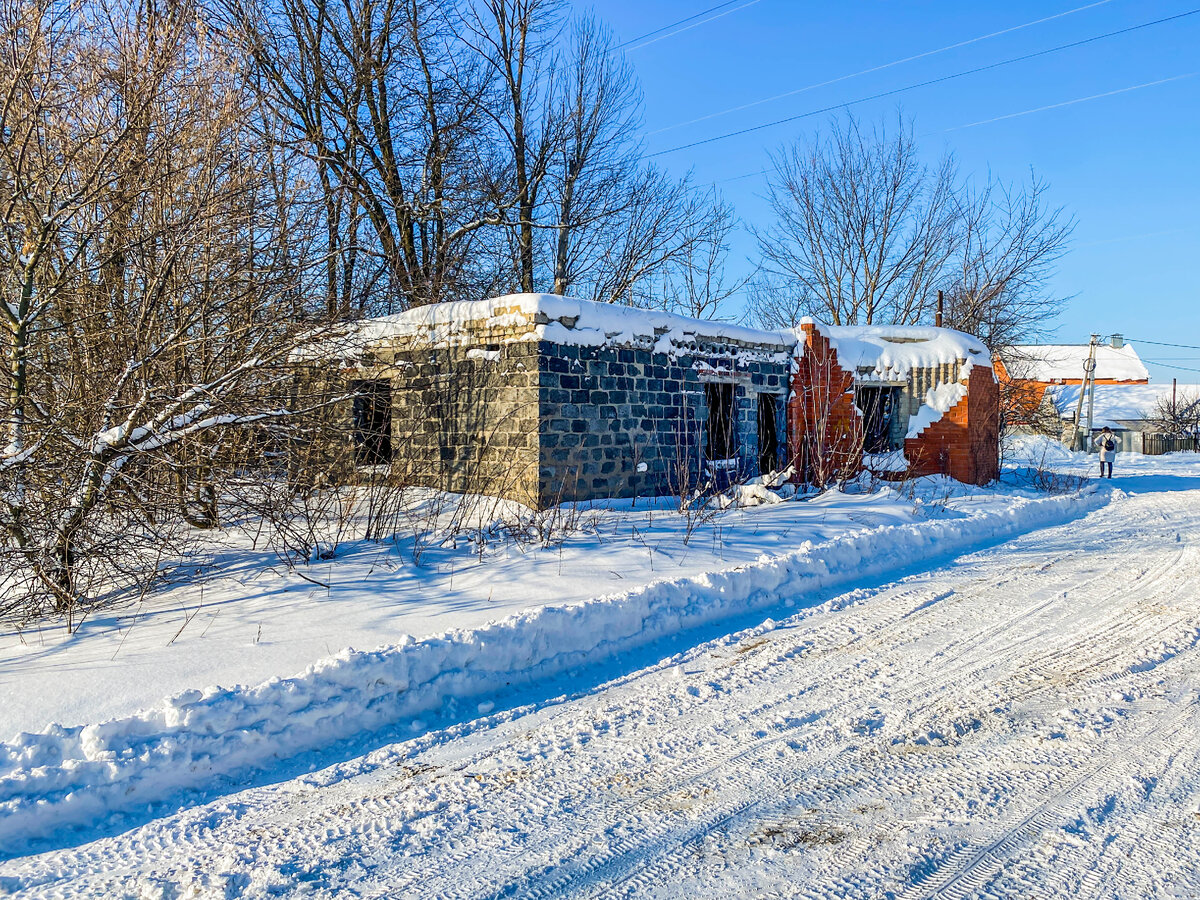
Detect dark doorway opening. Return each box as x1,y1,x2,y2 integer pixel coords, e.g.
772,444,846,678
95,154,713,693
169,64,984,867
352,380,393,465
757,393,780,474
857,386,900,453
705,382,737,462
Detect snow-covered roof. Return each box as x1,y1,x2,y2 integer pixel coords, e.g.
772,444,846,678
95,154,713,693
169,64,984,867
314,293,796,361
799,320,991,381
1001,344,1149,383
1047,383,1200,428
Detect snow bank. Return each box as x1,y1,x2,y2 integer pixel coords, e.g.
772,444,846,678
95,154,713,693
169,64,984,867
0,486,1108,855
800,321,990,381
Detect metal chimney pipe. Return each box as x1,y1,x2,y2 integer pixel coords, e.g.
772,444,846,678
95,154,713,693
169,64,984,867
936,290,943,328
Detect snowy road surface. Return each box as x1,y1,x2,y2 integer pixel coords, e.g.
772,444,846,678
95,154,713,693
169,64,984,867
5,476,1200,897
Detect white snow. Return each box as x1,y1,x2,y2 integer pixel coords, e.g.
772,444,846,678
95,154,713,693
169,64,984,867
906,381,970,438
0,477,1108,855
302,293,796,361
802,320,990,381
3,451,1200,896
1047,383,1200,428
1001,343,1150,383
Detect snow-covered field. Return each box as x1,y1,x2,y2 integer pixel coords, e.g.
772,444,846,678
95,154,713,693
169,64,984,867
3,441,1200,896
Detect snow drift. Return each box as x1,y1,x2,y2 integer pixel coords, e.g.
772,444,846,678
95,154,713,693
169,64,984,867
0,486,1107,855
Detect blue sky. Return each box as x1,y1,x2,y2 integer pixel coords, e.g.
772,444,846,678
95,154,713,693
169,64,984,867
599,0,1200,383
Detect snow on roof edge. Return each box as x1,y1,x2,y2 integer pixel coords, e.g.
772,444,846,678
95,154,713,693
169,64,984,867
999,343,1149,383
797,320,991,382
347,293,797,355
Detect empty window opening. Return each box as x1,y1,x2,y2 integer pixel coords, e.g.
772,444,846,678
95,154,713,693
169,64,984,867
757,393,780,474
705,382,737,461
857,386,900,453
352,380,393,465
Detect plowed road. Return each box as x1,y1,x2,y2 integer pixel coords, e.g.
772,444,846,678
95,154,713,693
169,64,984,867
7,481,1200,898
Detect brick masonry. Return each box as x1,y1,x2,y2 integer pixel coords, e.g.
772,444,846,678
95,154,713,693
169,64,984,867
904,366,1001,485
787,322,1000,487
788,323,862,484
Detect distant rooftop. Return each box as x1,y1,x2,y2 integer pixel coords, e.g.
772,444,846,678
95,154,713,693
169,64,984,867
1000,343,1149,384
1048,383,1200,428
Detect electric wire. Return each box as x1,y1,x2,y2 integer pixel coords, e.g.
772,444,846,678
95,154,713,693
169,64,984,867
617,0,764,52
1125,338,1200,350
716,70,1195,185
647,7,1200,158
649,0,1117,135
941,72,1197,131
1141,360,1200,374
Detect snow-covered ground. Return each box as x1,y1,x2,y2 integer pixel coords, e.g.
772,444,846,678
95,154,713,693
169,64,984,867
3,441,1200,897
0,470,1075,739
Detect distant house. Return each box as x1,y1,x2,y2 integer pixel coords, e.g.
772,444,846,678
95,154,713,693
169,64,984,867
304,294,999,507
1044,382,1200,454
995,336,1149,427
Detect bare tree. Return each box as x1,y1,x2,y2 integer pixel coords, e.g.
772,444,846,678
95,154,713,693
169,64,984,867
224,0,511,311
1149,388,1200,436
638,193,752,321
0,0,321,620
752,115,959,328
544,13,640,296
942,172,1074,349
462,0,563,295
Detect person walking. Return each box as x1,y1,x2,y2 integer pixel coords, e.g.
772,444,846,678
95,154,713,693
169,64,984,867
1094,426,1118,478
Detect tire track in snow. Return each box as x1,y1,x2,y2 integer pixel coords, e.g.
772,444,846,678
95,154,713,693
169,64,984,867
458,532,1198,899
8,487,1200,899
901,696,1200,900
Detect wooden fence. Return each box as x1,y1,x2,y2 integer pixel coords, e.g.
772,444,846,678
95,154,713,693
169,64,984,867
1141,433,1200,455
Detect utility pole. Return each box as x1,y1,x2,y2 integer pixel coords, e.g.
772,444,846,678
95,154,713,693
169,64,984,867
1070,335,1098,450
1085,334,1099,439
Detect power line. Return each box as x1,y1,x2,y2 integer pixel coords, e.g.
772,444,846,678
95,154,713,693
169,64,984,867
649,0,1116,136
1071,225,1197,249
616,0,762,51
647,7,1200,158
1142,360,1200,374
942,72,1197,131
1126,338,1200,350
710,72,1196,184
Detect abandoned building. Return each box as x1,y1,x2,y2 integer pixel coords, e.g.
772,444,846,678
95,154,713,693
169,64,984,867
790,320,1000,486
310,294,1000,508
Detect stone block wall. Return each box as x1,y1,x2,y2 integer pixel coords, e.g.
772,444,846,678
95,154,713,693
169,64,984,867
307,340,543,506
536,341,789,506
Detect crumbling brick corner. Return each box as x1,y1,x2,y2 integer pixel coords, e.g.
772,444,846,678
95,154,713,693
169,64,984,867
787,322,864,485
903,365,1000,486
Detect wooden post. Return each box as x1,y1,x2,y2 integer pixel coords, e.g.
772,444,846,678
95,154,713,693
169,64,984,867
935,290,943,328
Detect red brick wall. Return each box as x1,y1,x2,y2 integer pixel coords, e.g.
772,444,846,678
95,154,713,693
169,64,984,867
787,323,863,485
903,365,1000,485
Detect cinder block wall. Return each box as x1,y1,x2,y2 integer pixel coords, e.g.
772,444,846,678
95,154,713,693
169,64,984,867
536,342,789,506
382,342,543,505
